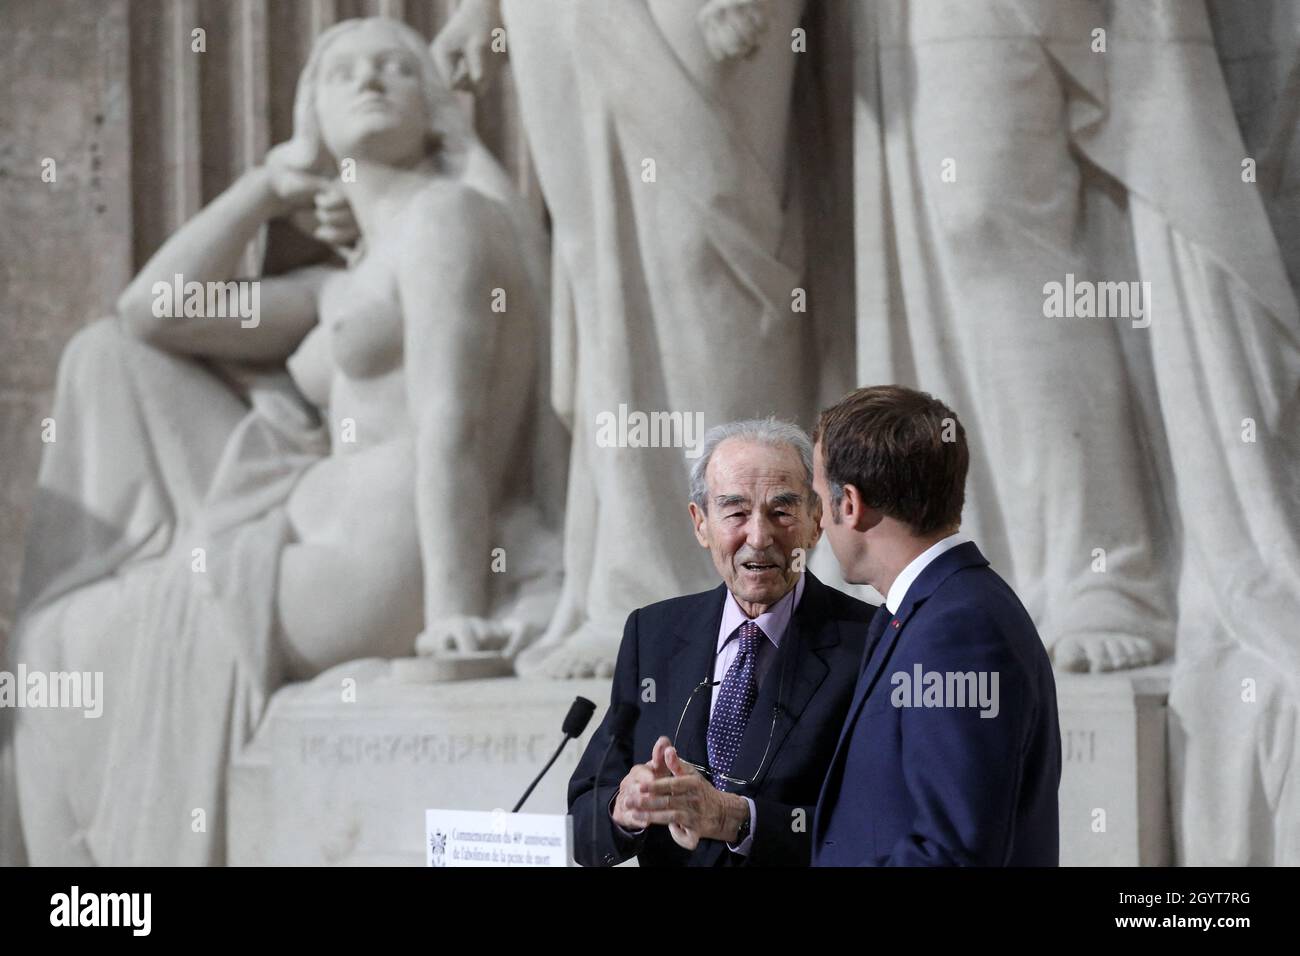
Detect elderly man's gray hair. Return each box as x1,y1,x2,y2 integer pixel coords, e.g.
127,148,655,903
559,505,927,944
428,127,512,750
688,418,815,511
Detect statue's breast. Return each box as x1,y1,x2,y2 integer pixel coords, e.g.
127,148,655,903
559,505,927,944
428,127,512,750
321,269,405,382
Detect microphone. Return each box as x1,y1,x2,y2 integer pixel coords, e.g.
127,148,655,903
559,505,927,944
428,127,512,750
562,697,597,738
591,703,640,865
511,696,596,813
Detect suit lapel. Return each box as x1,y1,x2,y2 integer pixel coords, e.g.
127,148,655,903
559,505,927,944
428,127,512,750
849,609,906,722
817,603,889,828
667,584,727,769
687,574,841,866
731,573,837,798
815,543,992,843
844,542,990,730
666,584,727,867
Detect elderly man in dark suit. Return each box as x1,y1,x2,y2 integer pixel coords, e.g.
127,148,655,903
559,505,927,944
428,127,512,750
568,418,875,866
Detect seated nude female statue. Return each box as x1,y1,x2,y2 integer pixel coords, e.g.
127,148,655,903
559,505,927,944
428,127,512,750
9,17,553,864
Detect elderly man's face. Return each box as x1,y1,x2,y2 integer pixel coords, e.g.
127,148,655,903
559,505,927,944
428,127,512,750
689,439,822,617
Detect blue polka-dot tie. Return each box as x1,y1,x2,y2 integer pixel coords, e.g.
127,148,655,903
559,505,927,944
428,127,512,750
706,620,764,791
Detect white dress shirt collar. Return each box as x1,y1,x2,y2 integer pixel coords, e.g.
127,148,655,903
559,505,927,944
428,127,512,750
718,571,805,652
885,532,970,614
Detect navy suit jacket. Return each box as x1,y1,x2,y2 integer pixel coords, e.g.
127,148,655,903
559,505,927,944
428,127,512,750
813,542,1061,866
568,572,874,866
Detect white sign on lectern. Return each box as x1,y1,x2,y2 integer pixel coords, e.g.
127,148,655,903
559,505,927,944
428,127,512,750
425,808,575,867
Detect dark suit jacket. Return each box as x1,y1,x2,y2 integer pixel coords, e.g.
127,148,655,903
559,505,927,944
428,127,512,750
568,571,874,866
813,542,1062,866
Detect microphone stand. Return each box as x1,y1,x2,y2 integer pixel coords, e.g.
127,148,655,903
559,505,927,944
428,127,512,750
512,735,574,813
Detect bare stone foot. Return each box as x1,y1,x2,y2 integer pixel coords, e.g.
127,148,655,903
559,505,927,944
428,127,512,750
514,621,619,679
1052,633,1166,673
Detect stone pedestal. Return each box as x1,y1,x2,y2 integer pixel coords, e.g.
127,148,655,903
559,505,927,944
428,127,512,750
227,660,609,866
1055,663,1173,866
229,658,1175,866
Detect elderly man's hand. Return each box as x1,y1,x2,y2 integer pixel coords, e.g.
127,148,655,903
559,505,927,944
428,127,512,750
623,740,750,849
610,736,673,832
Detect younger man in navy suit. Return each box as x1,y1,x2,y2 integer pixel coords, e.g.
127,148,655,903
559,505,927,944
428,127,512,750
811,386,1061,866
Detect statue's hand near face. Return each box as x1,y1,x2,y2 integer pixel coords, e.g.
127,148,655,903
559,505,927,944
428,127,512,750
263,144,360,250
430,0,505,94
264,141,334,213
308,184,360,250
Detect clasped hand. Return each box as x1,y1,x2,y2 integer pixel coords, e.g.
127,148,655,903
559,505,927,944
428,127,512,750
611,736,748,851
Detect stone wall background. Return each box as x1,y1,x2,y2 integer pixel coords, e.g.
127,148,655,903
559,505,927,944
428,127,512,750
1,0,1297,665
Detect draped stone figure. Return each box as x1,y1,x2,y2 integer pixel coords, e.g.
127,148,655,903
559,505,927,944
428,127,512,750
853,0,1300,863
6,17,556,864
434,0,846,678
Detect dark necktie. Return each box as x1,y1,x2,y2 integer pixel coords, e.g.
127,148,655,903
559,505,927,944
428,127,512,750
706,620,764,791
860,604,892,675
